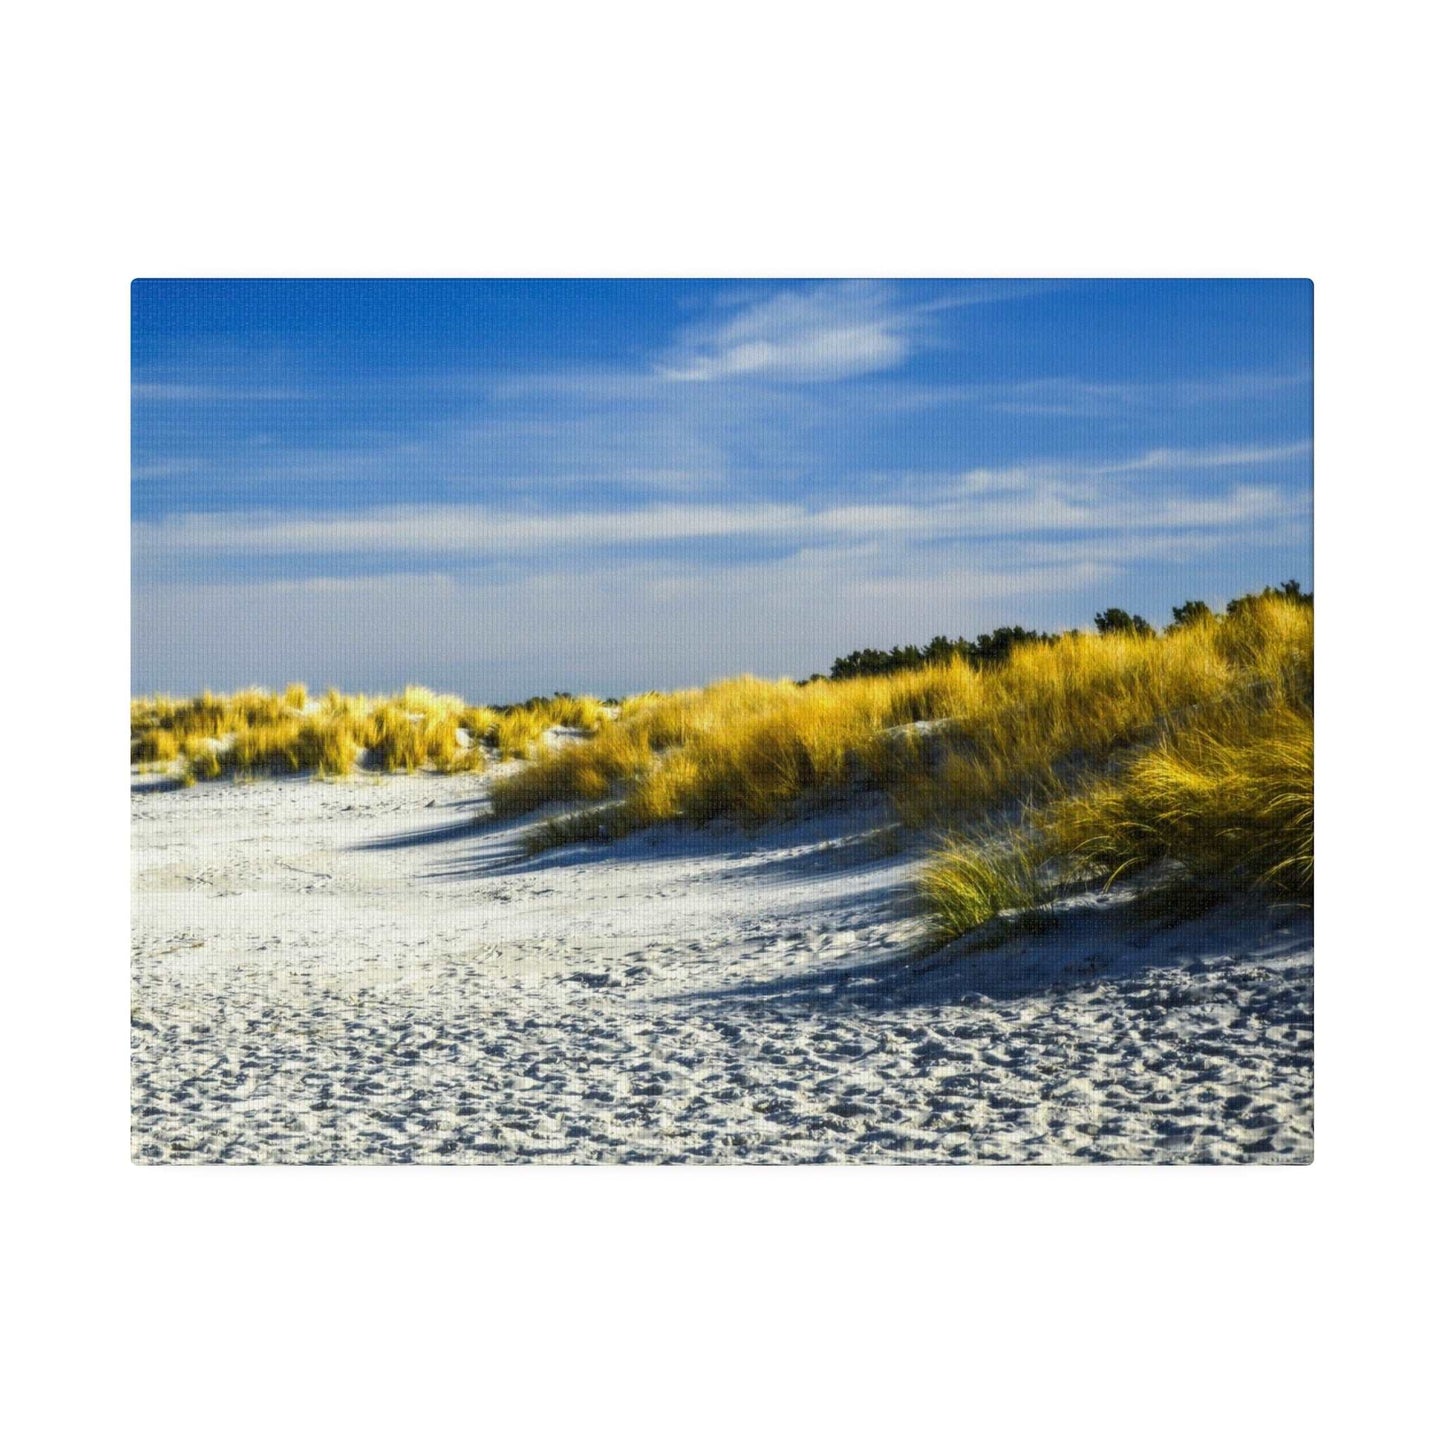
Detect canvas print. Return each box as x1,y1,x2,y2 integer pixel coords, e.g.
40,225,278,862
131,278,1313,1164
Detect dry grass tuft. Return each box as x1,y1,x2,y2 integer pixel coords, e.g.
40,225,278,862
917,832,1051,943
915,599,1312,939
128,683,610,782
481,594,1312,941
1041,700,1313,894
496,598,1310,848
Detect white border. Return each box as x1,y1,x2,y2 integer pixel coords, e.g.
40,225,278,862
10,3,1438,1437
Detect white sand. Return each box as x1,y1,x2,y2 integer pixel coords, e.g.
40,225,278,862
132,767,1313,1163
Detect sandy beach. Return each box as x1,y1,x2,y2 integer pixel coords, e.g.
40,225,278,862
130,760,1313,1164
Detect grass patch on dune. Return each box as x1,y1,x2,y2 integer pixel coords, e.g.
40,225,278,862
494,592,1311,843
492,668,983,829
491,694,612,760
131,685,609,783
490,727,655,818
917,700,1313,946
889,622,1243,827
363,696,473,773
135,587,1312,944
228,716,362,777
481,589,1311,943
1041,699,1314,895
916,596,1312,942
917,833,1052,945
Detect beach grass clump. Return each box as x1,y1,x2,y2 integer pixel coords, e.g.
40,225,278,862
494,707,551,760
494,590,1313,938
225,716,360,777
659,686,885,821
132,727,182,764
183,742,225,781
493,669,980,829
917,832,1051,943
489,694,611,759
459,706,503,746
362,695,469,773
131,683,512,781
895,598,1313,829
544,694,610,733
494,613,1274,837
912,700,1313,943
890,629,1232,827
910,597,1312,938
1040,700,1313,894
490,727,653,817
132,687,307,747
130,682,609,782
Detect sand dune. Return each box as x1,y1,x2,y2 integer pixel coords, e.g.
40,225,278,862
131,766,1312,1163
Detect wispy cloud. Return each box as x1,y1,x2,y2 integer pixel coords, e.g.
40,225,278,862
132,382,302,403
959,440,1312,493
133,442,1307,568
131,511,1306,700
974,372,1310,416
654,280,915,383
1104,440,1313,472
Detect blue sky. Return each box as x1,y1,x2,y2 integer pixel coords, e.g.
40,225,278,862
132,278,1312,699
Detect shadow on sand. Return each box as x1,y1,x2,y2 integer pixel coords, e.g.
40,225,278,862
352,796,914,884
132,775,189,794
671,891,1312,1012
347,796,1312,1012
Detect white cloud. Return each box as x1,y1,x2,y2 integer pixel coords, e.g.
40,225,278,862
1104,441,1313,472
977,372,1310,415
132,477,1304,571
131,500,1311,701
958,440,1311,495
655,280,913,383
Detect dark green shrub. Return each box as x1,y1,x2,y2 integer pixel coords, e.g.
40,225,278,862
1094,608,1156,638
1169,600,1214,630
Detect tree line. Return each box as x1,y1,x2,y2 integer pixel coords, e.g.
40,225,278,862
824,581,1312,681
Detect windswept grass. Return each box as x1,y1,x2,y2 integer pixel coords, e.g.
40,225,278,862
494,667,984,831
488,694,612,759
917,833,1051,944
130,684,607,782
918,702,1313,945
132,728,181,764
891,623,1242,827
490,728,655,817
914,598,1313,941
485,595,1312,941
499,596,1311,849
363,695,473,773
228,717,363,777
1040,700,1314,894
135,592,1312,944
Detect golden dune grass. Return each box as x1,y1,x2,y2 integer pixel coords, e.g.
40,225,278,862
498,598,1309,835
1040,699,1314,894
917,598,1313,938
490,668,983,823
491,596,1312,936
917,831,1050,943
133,595,1312,936
130,685,609,781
